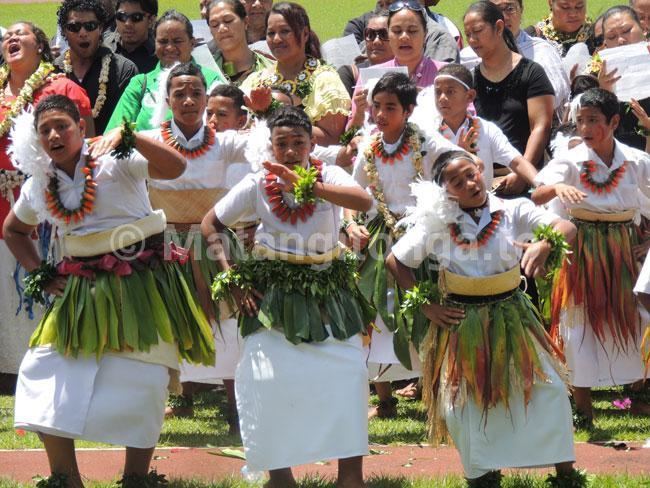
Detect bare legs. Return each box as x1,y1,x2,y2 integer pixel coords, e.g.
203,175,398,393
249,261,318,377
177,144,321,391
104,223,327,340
265,457,365,488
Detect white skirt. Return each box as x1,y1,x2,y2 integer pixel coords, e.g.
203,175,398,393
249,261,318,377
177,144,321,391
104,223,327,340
0,241,42,374
559,301,647,387
180,318,242,383
15,347,170,448
366,288,421,382
236,328,369,472
445,348,575,479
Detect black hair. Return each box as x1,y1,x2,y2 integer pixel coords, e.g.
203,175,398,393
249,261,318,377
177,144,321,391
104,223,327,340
7,21,53,63
371,72,417,111
586,13,605,54
578,88,620,122
368,9,389,23
387,3,427,32
166,62,207,93
209,84,246,116
464,1,519,54
267,2,321,59
267,105,312,137
570,74,599,99
115,0,158,16
432,150,477,185
436,63,474,90
155,9,194,39
207,0,247,21
57,0,108,33
602,5,642,32
34,94,81,129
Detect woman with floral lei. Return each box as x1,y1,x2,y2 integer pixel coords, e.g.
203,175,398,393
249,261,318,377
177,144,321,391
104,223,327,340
3,94,214,487
527,0,591,57
386,150,582,488
202,106,373,488
345,72,460,419
241,2,351,146
533,88,650,427
0,22,91,380
143,62,258,428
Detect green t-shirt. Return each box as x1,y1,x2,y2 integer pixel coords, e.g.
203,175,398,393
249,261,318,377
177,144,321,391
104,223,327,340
106,60,226,132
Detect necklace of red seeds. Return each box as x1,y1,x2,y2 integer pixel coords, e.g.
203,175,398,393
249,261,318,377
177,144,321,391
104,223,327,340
160,120,215,159
449,210,503,249
45,156,97,225
579,160,626,194
264,159,323,225
370,125,413,165
439,115,480,154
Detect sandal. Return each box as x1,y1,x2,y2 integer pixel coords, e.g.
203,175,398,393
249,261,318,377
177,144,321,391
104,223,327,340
35,474,68,487
118,470,168,488
546,469,589,487
466,470,502,487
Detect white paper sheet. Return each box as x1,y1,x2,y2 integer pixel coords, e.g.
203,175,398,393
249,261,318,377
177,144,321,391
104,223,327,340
321,35,362,68
598,42,650,101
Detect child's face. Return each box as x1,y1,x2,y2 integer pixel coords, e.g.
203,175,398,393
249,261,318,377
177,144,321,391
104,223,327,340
206,95,246,132
36,109,85,166
371,91,412,139
434,78,474,121
167,75,207,130
270,126,314,168
575,106,618,151
442,157,487,209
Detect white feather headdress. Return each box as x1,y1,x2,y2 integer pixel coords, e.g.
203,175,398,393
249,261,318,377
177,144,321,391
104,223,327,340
7,108,53,223
397,179,458,238
244,118,273,171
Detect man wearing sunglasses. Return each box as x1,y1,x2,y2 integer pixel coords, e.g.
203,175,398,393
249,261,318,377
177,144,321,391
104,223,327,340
56,0,138,135
104,0,158,74
343,0,459,63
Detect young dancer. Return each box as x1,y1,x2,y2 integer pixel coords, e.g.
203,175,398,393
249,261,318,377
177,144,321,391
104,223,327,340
386,149,581,487
346,72,460,418
202,106,373,488
4,94,214,487
533,87,650,423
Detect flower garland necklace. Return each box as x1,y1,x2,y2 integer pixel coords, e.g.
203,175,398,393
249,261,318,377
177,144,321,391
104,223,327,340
449,210,504,250
63,50,111,118
439,114,480,154
45,156,97,225
370,124,415,164
264,57,319,100
264,159,323,225
160,120,216,159
580,160,626,194
539,14,591,47
0,61,58,139
363,123,425,239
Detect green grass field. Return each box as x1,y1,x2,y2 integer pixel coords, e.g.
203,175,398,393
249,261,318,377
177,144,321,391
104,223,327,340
0,0,618,42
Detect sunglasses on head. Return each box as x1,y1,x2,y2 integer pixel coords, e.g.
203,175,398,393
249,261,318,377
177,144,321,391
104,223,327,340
387,0,425,14
116,11,147,23
65,21,100,33
365,27,389,42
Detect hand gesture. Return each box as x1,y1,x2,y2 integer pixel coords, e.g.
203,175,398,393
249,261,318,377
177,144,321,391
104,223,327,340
598,60,621,93
422,302,465,328
457,125,479,153
88,127,123,159
514,240,552,278
231,286,263,317
262,160,299,191
630,98,650,131
245,86,272,113
44,275,68,297
555,183,587,205
496,173,527,196
346,222,370,251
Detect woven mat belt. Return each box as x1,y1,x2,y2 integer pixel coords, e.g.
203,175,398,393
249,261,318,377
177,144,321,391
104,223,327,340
569,208,635,223
252,242,343,265
149,187,226,224
62,210,167,257
441,266,521,297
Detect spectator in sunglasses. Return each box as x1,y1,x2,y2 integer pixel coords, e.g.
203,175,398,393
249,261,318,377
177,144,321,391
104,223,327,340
105,0,158,74
343,0,458,64
337,11,394,97
55,0,138,135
